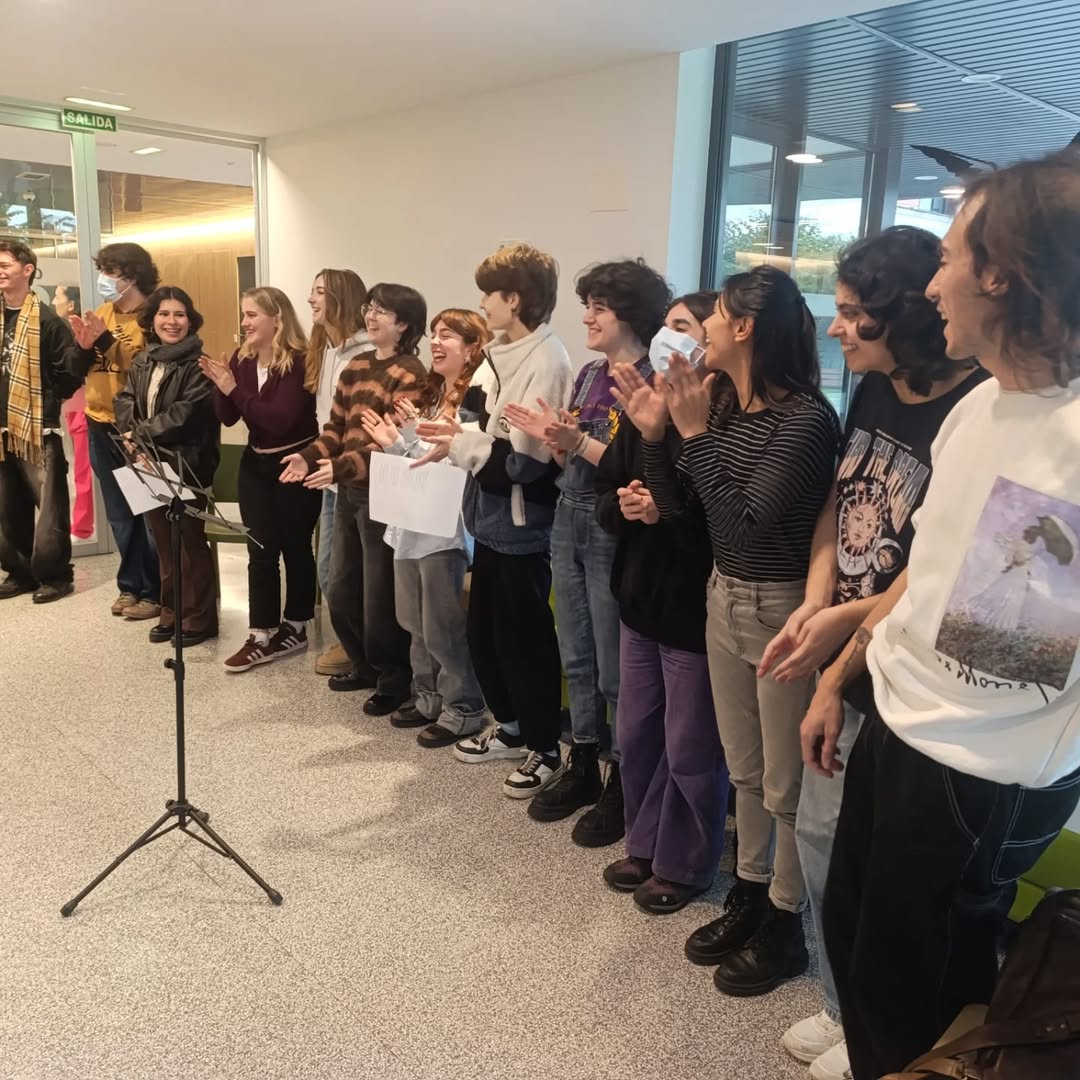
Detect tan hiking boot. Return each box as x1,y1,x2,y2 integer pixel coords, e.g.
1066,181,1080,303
315,642,351,675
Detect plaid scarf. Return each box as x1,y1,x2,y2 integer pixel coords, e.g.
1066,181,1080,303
0,293,42,463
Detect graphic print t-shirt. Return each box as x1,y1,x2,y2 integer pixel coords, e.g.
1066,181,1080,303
835,369,990,603
867,375,1080,788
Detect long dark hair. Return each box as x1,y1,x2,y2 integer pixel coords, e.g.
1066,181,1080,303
716,265,824,418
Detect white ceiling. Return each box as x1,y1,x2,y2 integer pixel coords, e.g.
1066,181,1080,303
3,0,907,138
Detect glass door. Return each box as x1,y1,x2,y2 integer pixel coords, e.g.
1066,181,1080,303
0,121,110,556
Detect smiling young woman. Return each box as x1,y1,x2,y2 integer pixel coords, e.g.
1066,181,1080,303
113,286,219,645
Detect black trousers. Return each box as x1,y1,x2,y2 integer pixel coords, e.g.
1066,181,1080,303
238,447,321,629
466,541,562,754
823,708,1080,1080
0,432,72,586
327,484,411,698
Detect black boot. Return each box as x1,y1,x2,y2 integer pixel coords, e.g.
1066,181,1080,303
570,761,625,847
712,903,809,997
528,742,601,822
684,877,770,965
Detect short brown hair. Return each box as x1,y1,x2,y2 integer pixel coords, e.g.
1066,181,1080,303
963,149,1080,387
0,240,38,281
94,242,160,295
474,243,558,331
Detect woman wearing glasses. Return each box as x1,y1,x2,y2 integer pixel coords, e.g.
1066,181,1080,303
280,284,430,716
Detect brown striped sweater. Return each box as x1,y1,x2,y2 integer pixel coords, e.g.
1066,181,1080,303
299,350,429,487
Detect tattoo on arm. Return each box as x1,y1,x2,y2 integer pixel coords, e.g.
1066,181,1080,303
840,626,872,682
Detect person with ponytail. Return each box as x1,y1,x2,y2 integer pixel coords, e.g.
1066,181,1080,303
360,309,490,747
614,265,839,997
201,286,321,672
306,268,371,677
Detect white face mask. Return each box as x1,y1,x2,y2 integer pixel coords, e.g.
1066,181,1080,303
97,272,126,303
649,325,705,373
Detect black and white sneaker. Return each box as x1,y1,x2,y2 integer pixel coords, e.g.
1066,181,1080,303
453,726,528,764
503,751,563,799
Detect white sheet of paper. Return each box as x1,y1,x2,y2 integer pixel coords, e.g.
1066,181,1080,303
113,465,196,516
368,453,468,539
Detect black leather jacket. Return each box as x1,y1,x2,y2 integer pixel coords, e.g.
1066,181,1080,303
113,335,220,488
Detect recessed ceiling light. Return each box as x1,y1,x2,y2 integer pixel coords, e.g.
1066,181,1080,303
914,175,939,181
961,73,1001,85
891,102,922,112
65,96,133,112
940,186,966,198
131,147,162,156
786,153,823,165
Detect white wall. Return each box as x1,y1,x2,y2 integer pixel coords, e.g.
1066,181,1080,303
266,55,684,357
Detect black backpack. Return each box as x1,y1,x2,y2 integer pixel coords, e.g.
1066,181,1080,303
885,889,1080,1079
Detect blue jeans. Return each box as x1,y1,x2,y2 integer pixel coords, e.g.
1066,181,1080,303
86,417,160,601
795,701,863,1022
318,488,336,599
551,499,621,758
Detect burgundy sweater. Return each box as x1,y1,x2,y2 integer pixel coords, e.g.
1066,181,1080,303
214,350,318,450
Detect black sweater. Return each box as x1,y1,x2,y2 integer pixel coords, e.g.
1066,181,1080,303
595,421,713,654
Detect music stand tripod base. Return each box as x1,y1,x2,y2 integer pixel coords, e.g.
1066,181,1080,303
61,454,281,917
60,795,283,917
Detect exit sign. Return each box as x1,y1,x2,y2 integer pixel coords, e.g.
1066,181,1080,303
60,108,118,134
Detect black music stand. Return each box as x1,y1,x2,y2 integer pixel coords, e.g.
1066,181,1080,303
61,430,281,916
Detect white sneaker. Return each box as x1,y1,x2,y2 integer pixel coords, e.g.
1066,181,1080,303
782,1010,845,1065
453,727,529,764
809,1041,851,1080
503,751,563,799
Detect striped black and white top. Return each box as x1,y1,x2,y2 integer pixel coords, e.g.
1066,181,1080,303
641,393,839,583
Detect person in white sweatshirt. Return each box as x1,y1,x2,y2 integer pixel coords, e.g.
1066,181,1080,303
305,268,371,676
415,243,574,800
803,149,1080,1080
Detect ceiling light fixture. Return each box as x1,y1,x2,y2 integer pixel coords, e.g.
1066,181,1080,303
914,175,939,181
786,153,823,165
64,96,133,113
131,147,162,156
940,186,966,199
891,102,922,112
961,73,1001,85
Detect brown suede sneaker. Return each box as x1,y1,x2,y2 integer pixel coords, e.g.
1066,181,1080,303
122,598,162,621
314,642,351,676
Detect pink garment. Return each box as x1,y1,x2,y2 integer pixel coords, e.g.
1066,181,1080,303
64,388,94,539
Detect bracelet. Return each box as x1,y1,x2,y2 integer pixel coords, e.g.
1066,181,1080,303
569,432,589,460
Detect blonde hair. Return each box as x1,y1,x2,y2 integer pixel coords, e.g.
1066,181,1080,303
305,268,368,393
239,286,309,378
426,308,492,420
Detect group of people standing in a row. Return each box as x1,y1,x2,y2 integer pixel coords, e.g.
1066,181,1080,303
1,148,1078,1080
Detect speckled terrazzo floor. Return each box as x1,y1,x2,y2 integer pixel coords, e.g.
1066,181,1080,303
0,549,823,1080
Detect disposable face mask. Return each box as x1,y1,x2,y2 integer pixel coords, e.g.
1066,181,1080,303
649,325,705,373
97,273,126,303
